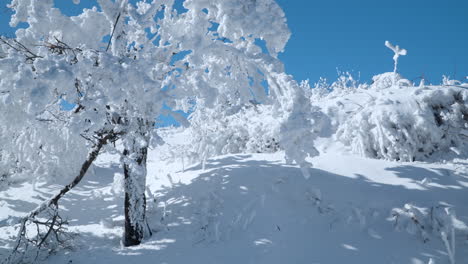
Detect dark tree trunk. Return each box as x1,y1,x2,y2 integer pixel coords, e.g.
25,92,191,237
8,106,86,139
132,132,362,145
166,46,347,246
122,121,151,247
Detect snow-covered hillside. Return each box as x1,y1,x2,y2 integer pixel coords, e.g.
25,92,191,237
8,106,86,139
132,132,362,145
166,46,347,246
1,125,467,264
1,1,467,262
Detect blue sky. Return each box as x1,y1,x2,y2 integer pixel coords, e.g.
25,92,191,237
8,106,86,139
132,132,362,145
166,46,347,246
275,0,468,84
1,0,467,85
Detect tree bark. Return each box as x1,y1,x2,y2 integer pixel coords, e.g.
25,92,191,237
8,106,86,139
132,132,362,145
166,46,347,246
122,122,151,247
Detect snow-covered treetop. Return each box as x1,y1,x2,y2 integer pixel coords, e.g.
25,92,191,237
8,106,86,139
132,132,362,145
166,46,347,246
6,0,294,112
1,0,319,181
8,0,290,55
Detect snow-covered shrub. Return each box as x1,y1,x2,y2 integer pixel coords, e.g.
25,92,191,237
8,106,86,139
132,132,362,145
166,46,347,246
0,99,89,185
336,84,468,161
370,72,412,90
391,204,468,264
442,75,462,86
168,75,327,175
183,103,281,162
302,72,370,138
305,71,365,102
303,47,467,162
334,41,468,161
330,71,362,94
305,71,372,103
309,43,466,162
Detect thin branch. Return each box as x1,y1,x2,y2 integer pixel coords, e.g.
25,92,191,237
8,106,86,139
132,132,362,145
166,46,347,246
2,131,121,264
106,12,121,52
0,36,43,62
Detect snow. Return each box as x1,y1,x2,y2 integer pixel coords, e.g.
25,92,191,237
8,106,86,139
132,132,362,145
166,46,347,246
1,130,467,264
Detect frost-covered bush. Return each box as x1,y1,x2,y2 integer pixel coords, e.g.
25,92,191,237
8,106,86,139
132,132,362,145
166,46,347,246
207,104,278,152
329,71,362,94
303,53,467,162
302,72,369,137
305,71,366,102
0,99,88,185
442,75,463,86
336,84,468,161
333,41,467,161
169,74,326,176
370,72,412,90
307,43,467,162
180,104,281,164
391,203,468,264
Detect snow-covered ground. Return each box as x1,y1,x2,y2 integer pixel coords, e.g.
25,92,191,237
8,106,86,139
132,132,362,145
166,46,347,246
1,133,467,264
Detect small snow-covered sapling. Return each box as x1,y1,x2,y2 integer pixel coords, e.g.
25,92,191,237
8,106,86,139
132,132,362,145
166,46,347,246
385,40,407,73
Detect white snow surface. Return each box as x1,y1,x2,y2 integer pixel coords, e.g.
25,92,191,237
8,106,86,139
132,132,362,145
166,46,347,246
1,130,468,264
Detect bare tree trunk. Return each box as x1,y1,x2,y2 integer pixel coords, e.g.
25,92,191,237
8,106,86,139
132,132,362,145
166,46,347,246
122,121,151,246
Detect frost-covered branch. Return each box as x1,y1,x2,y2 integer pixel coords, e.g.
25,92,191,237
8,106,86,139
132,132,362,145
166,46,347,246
2,131,120,264
0,36,42,62
391,204,465,264
385,40,407,73
106,12,122,52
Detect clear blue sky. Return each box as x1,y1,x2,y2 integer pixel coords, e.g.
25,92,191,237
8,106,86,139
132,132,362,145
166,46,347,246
275,0,468,84
1,0,467,85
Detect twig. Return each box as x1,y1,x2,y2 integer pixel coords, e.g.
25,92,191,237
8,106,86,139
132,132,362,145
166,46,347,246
0,36,43,62
106,12,122,52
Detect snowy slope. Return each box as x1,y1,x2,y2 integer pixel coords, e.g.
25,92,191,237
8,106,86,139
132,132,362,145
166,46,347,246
1,134,468,264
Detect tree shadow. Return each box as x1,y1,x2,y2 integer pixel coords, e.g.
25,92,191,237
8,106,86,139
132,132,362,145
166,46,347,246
386,165,466,186
0,198,39,215
384,165,468,202
2,155,467,264
58,164,124,225
136,155,468,264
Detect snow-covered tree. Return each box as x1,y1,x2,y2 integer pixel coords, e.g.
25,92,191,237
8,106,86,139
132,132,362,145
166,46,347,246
385,40,407,74
0,0,320,259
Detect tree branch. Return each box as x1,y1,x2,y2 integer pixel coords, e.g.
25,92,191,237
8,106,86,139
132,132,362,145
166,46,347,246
106,12,122,52
2,131,121,264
